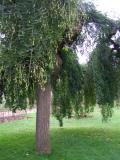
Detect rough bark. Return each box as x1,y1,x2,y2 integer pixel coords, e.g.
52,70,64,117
36,84,51,155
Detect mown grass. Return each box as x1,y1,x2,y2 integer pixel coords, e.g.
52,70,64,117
0,108,120,160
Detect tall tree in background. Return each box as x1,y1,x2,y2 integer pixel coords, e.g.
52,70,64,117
78,2,120,120
91,40,117,120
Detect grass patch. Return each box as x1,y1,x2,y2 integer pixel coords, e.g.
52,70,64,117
0,109,120,160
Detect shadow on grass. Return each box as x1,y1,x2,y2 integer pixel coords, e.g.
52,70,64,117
0,128,120,160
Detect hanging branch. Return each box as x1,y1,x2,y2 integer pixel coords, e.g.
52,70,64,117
53,20,84,81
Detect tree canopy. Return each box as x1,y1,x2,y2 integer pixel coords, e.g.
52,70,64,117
1,0,120,121
78,2,120,120
0,0,83,111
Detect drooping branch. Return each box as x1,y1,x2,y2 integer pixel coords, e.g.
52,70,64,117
53,20,84,81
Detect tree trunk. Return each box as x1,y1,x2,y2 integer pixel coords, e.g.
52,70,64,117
36,84,51,155
59,118,63,127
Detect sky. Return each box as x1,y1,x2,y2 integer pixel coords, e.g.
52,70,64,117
93,0,120,20
78,0,120,64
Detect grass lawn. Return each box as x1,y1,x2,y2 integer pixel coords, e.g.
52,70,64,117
0,108,120,160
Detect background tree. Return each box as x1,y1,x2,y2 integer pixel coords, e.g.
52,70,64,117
76,2,120,120
52,48,83,126
52,2,120,124
91,40,117,120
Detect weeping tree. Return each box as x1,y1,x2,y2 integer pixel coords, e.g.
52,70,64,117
52,47,83,126
77,2,120,120
84,4,120,119
80,63,96,117
0,0,84,154
51,2,120,124
52,54,96,125
52,2,120,124
1,0,120,155
90,40,117,120
86,7,120,120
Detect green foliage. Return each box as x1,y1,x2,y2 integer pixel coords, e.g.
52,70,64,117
0,0,120,123
78,3,120,121
0,0,81,110
52,48,83,123
52,48,96,123
82,64,96,111
91,40,117,121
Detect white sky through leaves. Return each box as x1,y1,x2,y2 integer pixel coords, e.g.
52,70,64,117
78,0,120,64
